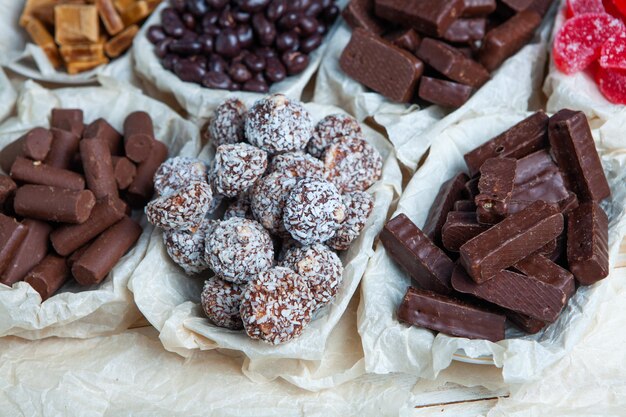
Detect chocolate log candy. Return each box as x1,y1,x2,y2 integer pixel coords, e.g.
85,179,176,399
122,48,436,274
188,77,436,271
50,109,84,138
67,244,91,269
0,214,29,275
454,199,476,211
0,127,53,172
24,255,70,301
443,18,487,44
124,111,155,163
549,110,611,202
1,219,52,286
375,0,465,37
340,29,424,103
380,214,454,294
416,38,490,88
441,211,490,252
422,172,469,246
10,157,85,191
459,201,564,283
462,0,497,17
476,157,517,224
44,128,81,169
72,216,142,286
83,118,123,155
342,0,387,35
418,77,473,108
478,10,542,72
126,139,168,207
50,195,127,256
14,185,96,224
397,287,506,342
111,156,137,190
0,175,16,206
506,311,546,334
80,138,118,199
567,202,609,286
464,111,549,176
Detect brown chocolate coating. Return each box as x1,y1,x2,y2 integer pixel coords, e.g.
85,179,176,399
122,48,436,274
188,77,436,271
24,255,70,301
0,219,52,286
422,172,469,246
0,175,17,206
567,202,609,286
14,185,96,224
375,0,465,37
10,157,85,191
454,199,476,211
0,214,29,275
443,18,487,44
418,77,473,108
465,177,480,199
343,0,387,35
123,111,155,163
500,0,535,13
83,118,123,155
126,140,168,207
80,139,118,199
111,156,137,190
476,157,517,224
385,28,422,53
529,0,555,16
44,128,81,169
506,311,546,334
0,128,53,173
441,211,490,252
50,109,84,138
461,0,497,17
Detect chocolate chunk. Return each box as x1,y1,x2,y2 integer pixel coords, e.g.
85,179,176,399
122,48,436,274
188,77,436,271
340,28,424,103
83,118,123,155
0,128,53,173
443,18,487,44
385,28,421,53
441,211,490,252
0,214,29,275
14,185,96,224
397,287,506,342
342,0,387,35
418,77,473,108
0,175,17,206
500,0,535,13
111,156,137,190
80,139,118,199
50,109,84,138
567,202,609,286
478,10,542,72
50,195,127,256
549,110,610,202
465,177,480,198
375,0,465,37
44,128,81,169
529,0,555,16
10,157,85,191
24,255,70,301
462,0,497,17
126,140,168,207
464,111,549,177
454,199,476,211
124,111,155,163
423,172,469,246
72,216,142,286
1,219,52,286
416,38,490,88
506,311,546,334
476,157,517,224
381,214,454,294
460,201,564,283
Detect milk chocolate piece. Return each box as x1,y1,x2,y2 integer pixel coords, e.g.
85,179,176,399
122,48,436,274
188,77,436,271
14,185,96,224
375,0,465,37
343,0,387,34
423,172,469,246
397,287,506,342
96,0,124,36
462,0,497,17
417,38,490,88
460,201,564,283
83,118,123,155
478,10,542,72
529,0,555,16
72,216,142,286
44,128,81,169
454,200,476,211
112,156,136,190
0,219,52,286
124,111,155,163
10,157,85,191
0,128,53,173
0,214,29,275
465,177,480,198
381,214,454,294
385,28,421,53
500,0,534,13
476,157,517,224
67,244,91,269
104,24,139,58
24,255,70,301
0,175,16,205
418,77,473,108
126,140,168,206
80,139,118,199
443,18,487,44
340,29,424,103
464,111,549,176
567,202,609,286
442,211,490,252
507,311,546,334
549,110,610,202
51,109,84,138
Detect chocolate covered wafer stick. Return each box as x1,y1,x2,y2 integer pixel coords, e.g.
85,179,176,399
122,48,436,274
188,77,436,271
422,172,469,246
476,157,516,224
567,202,609,285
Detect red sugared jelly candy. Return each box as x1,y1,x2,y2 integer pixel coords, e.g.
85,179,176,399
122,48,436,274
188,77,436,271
567,0,605,17
553,13,624,74
596,65,626,104
600,30,626,69
604,0,626,21
611,0,626,17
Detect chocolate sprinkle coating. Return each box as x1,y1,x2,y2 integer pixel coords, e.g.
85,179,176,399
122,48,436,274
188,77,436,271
154,156,208,197
205,217,274,284
327,191,375,251
211,143,268,198
250,171,298,235
323,136,383,193
284,178,346,246
201,276,245,330
163,219,217,275
245,94,313,154
240,266,314,345
269,152,325,179
145,181,213,231
308,114,364,158
208,98,247,147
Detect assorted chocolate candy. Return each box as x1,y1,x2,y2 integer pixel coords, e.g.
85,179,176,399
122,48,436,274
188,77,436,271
381,109,611,341
147,0,339,92
147,94,381,344
0,109,167,301
340,0,552,108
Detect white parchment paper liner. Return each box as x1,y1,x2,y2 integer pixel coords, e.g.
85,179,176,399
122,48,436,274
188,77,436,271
0,68,17,123
357,110,626,384
0,80,201,340
129,100,402,389
133,1,348,120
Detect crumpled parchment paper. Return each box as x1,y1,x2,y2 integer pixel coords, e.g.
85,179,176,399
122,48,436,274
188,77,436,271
0,80,201,340
0,68,17,123
128,100,402,390
357,109,626,384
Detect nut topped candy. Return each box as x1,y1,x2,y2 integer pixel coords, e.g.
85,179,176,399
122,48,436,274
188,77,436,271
282,244,344,313
163,219,218,275
269,152,324,179
308,114,364,158
245,94,314,154
153,156,208,197
240,266,314,345
327,191,375,251
207,98,247,147
323,136,383,193
201,276,245,330
250,171,298,235
205,217,274,284
211,143,268,198
146,181,213,231
284,178,346,246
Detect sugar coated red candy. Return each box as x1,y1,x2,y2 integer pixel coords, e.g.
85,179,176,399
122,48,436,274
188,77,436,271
566,0,605,17
553,13,624,74
611,0,626,17
596,65,626,103
600,30,626,69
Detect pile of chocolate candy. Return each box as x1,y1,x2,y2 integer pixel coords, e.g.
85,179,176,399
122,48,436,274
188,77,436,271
146,93,382,344
20,0,161,74
340,0,552,108
381,110,610,341
0,109,167,300
147,0,339,92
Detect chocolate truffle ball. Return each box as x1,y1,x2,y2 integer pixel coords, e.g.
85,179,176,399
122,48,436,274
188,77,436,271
323,136,383,193
163,219,218,275
327,191,375,251
208,98,247,147
250,171,298,235
210,143,268,197
223,191,254,220
269,152,324,179
307,114,363,158
146,181,213,231
153,156,209,197
201,276,245,330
